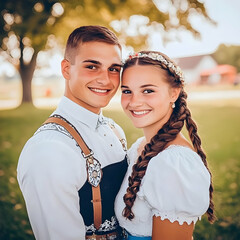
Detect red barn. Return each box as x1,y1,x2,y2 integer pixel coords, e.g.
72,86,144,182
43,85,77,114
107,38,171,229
200,64,237,85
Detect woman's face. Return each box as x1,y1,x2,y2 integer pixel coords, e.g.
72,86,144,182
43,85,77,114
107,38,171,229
121,64,180,139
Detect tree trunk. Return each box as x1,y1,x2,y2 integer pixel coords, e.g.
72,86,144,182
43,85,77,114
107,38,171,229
19,51,38,105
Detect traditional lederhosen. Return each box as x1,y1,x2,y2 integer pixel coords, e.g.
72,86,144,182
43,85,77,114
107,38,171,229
79,158,127,237
42,114,128,240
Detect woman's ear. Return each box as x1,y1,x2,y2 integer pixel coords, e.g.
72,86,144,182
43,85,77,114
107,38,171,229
171,87,181,102
61,59,71,80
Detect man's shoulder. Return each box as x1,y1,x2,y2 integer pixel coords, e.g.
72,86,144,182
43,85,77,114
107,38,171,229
21,123,78,157
18,126,85,172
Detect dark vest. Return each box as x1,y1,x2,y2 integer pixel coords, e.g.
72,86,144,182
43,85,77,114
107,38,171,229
79,156,128,235
37,116,128,235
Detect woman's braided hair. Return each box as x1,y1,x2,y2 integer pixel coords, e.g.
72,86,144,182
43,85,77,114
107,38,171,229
122,51,216,223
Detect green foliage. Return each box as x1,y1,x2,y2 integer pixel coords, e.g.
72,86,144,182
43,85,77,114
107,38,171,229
0,103,240,239
0,0,212,56
0,0,70,103
0,0,213,104
54,0,212,49
0,0,213,65
212,44,240,72
0,0,64,55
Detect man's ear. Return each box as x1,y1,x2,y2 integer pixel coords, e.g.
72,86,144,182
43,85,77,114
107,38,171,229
171,87,181,102
61,59,71,80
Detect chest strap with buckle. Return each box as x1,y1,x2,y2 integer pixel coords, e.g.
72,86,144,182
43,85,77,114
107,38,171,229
43,115,103,229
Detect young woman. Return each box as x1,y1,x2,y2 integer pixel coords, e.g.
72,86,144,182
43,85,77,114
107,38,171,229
115,51,216,240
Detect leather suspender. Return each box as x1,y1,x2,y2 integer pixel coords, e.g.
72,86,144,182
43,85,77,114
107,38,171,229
43,116,103,229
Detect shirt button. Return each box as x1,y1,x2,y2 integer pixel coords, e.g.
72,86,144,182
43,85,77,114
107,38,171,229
110,144,113,147
104,134,106,136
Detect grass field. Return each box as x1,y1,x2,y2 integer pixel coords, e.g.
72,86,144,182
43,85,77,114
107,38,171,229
0,101,240,239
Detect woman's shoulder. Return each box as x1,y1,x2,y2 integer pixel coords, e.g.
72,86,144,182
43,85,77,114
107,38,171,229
138,145,211,224
142,144,211,201
149,144,209,176
160,144,200,160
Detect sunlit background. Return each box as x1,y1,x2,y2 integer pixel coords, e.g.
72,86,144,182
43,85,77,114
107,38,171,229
0,0,240,239
0,0,240,110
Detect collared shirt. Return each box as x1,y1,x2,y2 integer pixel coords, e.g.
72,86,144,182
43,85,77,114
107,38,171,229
17,96,126,240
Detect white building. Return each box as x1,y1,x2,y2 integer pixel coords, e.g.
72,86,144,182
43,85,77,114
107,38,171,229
174,55,218,84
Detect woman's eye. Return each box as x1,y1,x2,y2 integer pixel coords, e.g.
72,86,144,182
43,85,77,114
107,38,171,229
143,89,154,93
122,89,131,94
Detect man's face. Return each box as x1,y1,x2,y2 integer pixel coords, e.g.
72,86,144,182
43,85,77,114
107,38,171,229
62,41,122,114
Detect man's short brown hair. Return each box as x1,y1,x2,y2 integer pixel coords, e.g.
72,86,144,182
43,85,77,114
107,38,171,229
64,25,121,64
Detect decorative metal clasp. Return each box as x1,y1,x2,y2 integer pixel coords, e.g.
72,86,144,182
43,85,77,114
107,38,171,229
120,139,127,152
82,150,94,159
86,155,103,187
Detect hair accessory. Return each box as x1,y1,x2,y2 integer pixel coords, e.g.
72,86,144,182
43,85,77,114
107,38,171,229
127,52,185,83
172,102,175,109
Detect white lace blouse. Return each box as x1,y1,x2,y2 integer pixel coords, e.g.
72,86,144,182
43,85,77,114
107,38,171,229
115,137,211,237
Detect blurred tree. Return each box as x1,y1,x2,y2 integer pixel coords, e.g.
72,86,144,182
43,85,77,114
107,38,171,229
0,0,213,105
212,44,240,72
0,0,67,104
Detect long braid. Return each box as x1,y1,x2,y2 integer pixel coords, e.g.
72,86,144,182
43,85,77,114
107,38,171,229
182,92,216,223
122,50,216,223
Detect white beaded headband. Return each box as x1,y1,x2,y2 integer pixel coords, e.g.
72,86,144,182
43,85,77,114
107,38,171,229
127,52,185,83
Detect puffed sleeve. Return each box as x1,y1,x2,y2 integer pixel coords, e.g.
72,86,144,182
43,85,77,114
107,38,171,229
137,145,210,225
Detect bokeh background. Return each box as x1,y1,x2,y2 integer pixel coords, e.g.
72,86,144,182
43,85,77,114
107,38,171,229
0,0,240,239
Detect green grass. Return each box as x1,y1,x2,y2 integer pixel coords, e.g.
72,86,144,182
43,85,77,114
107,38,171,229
0,103,240,239
0,104,51,240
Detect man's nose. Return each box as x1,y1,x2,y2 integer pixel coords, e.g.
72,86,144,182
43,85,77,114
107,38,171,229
96,70,110,85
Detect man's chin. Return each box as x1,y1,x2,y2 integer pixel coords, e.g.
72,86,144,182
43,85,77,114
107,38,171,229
98,101,111,108
98,97,114,107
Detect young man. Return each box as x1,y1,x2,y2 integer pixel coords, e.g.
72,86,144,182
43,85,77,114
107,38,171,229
17,25,128,240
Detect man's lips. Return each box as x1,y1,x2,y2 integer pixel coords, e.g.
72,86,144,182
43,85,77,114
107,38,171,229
89,87,110,93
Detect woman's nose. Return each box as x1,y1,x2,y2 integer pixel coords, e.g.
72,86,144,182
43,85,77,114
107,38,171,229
129,94,143,107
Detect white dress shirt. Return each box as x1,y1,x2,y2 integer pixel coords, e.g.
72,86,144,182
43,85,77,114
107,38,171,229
17,96,126,240
115,137,210,237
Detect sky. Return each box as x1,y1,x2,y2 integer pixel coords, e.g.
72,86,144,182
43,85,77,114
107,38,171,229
150,0,240,58
0,0,240,77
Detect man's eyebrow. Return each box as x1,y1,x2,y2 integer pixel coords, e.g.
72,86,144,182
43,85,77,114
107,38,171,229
110,63,123,68
121,85,128,88
82,59,101,65
82,60,122,68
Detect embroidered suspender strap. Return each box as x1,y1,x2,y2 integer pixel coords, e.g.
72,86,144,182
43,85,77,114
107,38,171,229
108,123,127,152
43,116,102,230
44,117,92,155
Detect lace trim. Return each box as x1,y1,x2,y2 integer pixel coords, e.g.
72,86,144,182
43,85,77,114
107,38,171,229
86,216,118,234
138,189,201,225
153,210,200,225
